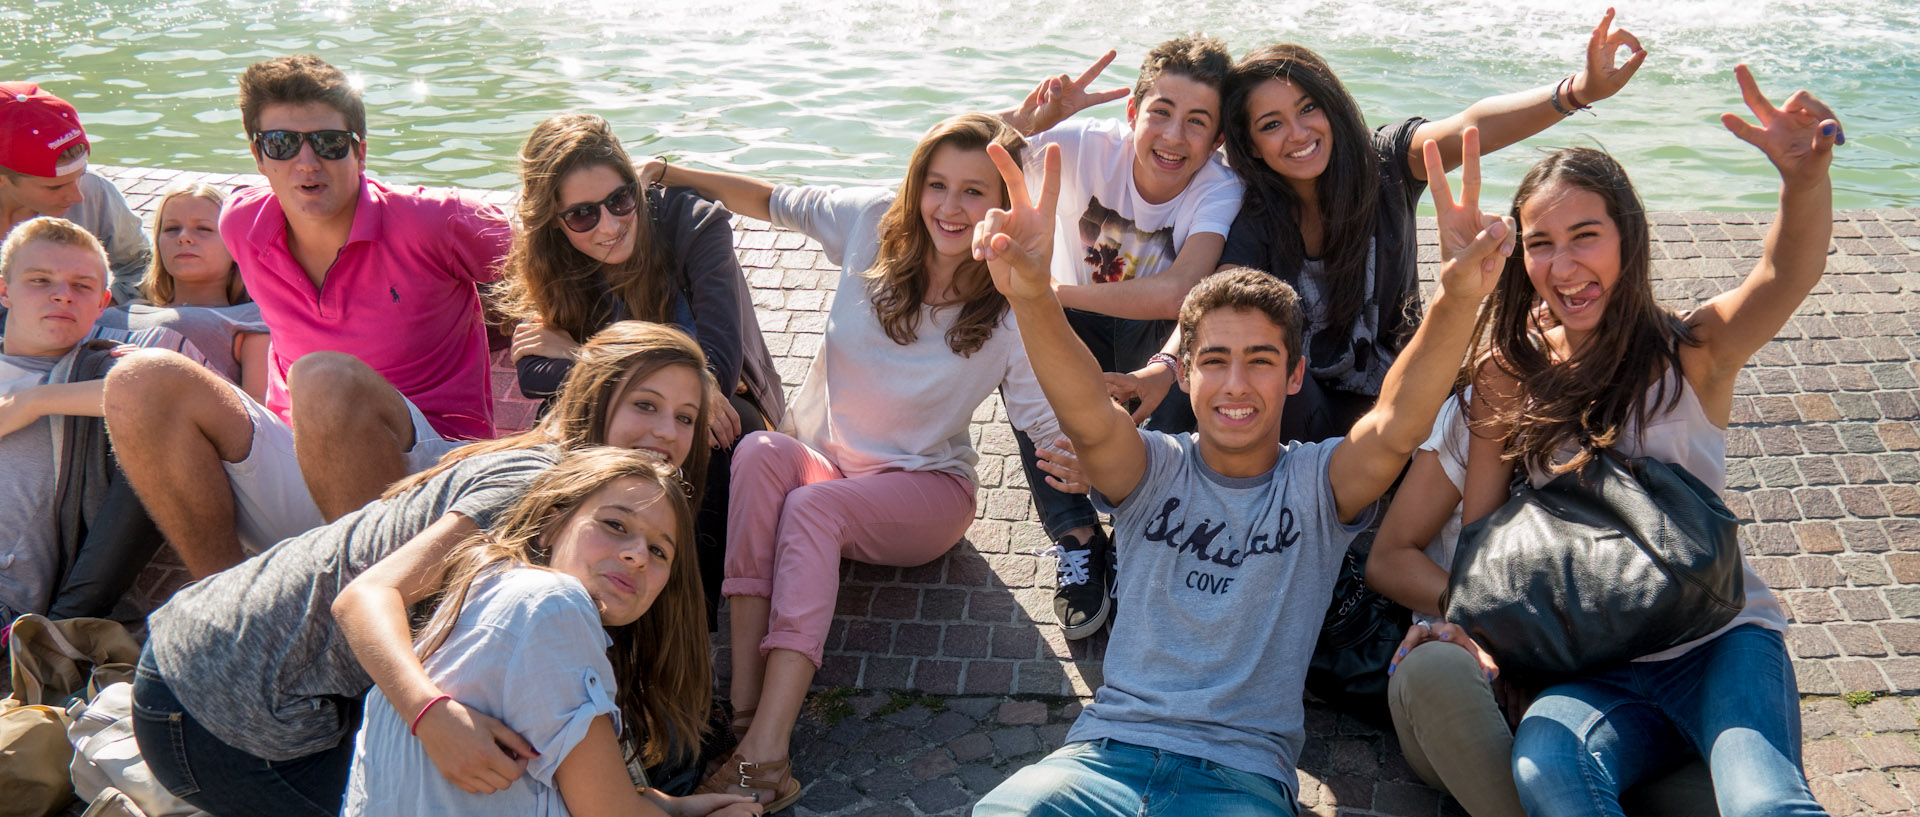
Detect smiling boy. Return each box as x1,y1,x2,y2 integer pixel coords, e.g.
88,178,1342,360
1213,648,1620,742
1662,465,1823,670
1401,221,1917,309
998,38,1244,639
969,133,1511,814
103,54,511,575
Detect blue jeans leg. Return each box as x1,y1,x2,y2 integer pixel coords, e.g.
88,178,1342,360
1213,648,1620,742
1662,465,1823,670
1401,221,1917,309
130,655,358,817
973,740,1296,817
1513,625,1825,817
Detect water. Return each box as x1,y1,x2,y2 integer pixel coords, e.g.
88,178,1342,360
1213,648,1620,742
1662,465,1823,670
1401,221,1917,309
6,0,1916,210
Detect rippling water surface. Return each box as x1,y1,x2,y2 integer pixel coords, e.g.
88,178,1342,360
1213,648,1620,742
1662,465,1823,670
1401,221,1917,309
5,0,1916,209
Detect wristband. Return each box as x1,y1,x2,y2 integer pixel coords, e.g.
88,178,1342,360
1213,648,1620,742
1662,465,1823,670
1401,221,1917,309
1148,352,1180,376
410,694,453,736
650,157,669,187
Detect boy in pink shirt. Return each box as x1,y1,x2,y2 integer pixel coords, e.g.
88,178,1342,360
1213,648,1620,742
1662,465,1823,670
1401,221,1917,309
104,55,509,574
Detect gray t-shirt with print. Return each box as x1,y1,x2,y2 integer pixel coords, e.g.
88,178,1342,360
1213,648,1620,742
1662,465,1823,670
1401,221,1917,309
1071,430,1374,797
0,353,60,619
147,445,558,761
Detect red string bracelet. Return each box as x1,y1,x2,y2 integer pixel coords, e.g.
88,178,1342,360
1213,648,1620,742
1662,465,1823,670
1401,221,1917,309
410,694,453,736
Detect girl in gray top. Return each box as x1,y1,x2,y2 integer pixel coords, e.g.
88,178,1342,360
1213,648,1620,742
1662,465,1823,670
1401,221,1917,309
132,323,717,817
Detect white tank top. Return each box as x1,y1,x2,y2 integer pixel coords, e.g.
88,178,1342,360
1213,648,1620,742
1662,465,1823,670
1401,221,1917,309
1527,371,1788,662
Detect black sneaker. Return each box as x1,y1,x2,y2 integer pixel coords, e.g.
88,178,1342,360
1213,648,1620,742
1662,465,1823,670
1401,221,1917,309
1047,528,1113,640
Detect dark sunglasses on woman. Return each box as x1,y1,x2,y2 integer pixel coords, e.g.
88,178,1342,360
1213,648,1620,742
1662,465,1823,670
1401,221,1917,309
251,129,362,162
559,181,640,233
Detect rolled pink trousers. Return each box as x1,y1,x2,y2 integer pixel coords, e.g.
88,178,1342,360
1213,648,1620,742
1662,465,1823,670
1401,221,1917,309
723,431,977,666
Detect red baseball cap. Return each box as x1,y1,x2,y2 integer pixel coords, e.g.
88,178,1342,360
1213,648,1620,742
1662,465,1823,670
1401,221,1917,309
0,82,90,177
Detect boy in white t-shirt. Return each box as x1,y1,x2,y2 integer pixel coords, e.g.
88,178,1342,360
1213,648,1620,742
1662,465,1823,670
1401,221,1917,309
998,38,1244,640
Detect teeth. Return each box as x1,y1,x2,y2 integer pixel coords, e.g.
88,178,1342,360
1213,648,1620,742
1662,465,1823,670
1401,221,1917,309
1153,149,1182,164
1287,141,1318,159
1221,407,1252,419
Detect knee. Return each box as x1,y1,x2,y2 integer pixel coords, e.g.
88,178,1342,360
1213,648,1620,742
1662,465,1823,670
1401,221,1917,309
287,352,391,423
1389,639,1486,710
104,349,218,425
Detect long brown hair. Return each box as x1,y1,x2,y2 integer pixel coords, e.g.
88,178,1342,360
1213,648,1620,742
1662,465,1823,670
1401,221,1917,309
415,447,709,767
495,113,675,343
141,184,247,306
385,322,714,508
1224,44,1382,346
1470,147,1696,476
866,113,1025,357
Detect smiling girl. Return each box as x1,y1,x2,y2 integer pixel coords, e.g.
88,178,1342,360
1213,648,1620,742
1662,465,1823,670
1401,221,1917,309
648,112,1062,811
1461,67,1839,815
341,448,758,817
497,113,787,622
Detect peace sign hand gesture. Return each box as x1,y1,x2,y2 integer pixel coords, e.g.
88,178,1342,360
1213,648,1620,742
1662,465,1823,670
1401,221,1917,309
1570,8,1647,106
973,143,1061,302
1423,128,1514,305
1014,50,1131,135
1722,64,1841,190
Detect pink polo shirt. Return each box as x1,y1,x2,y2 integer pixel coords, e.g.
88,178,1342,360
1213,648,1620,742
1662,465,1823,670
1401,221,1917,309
222,178,510,441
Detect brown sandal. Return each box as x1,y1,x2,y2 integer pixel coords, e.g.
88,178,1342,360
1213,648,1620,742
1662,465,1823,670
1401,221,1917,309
696,753,803,813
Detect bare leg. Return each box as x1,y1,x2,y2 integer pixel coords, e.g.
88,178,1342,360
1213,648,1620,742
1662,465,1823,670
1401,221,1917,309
729,595,772,716
287,352,415,520
103,349,254,577
736,649,815,766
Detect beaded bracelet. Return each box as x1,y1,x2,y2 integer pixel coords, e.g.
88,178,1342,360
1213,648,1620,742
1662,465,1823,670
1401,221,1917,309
1148,352,1181,376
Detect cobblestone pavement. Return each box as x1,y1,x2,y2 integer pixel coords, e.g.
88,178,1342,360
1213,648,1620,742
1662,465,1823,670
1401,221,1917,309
101,166,1920,816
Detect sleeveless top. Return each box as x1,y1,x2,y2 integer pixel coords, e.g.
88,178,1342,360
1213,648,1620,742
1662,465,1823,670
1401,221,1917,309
1526,370,1788,662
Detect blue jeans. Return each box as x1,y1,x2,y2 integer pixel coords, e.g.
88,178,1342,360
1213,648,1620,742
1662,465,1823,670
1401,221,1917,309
1512,625,1826,817
973,738,1296,817
1014,309,1192,540
130,652,359,817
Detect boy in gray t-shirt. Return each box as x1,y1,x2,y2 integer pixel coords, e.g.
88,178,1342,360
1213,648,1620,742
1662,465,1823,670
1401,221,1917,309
971,138,1512,813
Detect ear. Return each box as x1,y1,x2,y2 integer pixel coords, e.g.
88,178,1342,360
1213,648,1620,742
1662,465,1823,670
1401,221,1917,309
1125,95,1139,128
0,275,11,309
1286,355,1306,395
1211,123,1227,151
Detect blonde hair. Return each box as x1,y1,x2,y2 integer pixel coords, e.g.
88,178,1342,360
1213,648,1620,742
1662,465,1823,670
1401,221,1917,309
141,184,245,305
0,217,107,282
417,447,709,766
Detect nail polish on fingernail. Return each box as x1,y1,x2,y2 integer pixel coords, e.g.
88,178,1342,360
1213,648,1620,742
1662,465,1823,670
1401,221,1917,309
1822,123,1835,136
1440,632,1450,639
1397,648,1407,657
1836,131,1847,145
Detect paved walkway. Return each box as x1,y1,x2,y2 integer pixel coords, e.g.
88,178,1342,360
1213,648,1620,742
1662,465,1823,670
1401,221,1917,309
99,166,1920,816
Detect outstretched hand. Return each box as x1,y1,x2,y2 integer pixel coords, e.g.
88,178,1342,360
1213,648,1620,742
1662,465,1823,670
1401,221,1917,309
973,142,1061,302
1016,50,1130,134
1570,7,1646,105
1422,128,1514,304
1722,64,1841,189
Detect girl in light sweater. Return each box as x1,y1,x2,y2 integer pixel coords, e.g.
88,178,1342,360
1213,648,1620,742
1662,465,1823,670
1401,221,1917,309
648,112,1062,812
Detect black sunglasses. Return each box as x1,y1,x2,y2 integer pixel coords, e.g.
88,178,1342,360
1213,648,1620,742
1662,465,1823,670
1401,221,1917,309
558,181,640,233
251,129,361,161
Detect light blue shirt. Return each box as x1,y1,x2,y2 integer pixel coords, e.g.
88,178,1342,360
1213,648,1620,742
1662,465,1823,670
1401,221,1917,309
343,567,619,816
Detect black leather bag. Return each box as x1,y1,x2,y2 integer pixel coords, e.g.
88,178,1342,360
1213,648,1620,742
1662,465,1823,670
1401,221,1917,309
1306,537,1408,729
1444,454,1745,680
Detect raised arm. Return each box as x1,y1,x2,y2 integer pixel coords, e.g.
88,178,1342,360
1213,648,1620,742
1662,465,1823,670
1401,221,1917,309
998,50,1130,137
333,513,539,794
644,160,775,223
975,142,1149,504
1409,8,1646,180
1681,66,1839,417
1329,130,1511,522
